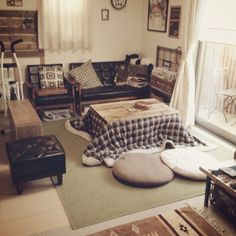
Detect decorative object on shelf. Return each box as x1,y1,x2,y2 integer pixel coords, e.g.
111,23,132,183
149,46,182,103
168,6,181,38
7,0,23,6
111,0,127,10
147,0,169,32
0,10,39,56
156,46,182,72
101,9,109,21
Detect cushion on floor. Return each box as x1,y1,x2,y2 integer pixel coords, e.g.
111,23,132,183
112,153,174,187
160,147,220,180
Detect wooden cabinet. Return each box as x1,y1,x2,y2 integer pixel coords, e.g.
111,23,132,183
149,75,175,103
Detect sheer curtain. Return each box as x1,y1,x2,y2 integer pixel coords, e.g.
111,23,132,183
170,0,206,127
38,0,91,50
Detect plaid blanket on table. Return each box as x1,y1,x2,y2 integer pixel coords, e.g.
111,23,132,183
70,108,204,166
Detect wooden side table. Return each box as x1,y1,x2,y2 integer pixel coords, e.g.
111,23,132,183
200,166,236,207
200,157,236,221
7,99,42,140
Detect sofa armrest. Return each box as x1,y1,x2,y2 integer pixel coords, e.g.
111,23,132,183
25,79,36,101
67,77,83,115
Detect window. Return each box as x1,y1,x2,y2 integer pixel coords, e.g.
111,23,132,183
196,0,236,144
39,0,90,50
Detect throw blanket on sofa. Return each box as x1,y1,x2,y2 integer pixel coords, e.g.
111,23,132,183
69,107,204,167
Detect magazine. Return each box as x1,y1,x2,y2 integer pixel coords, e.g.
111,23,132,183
219,165,236,178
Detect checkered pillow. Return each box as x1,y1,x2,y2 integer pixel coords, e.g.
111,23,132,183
69,60,102,88
38,66,64,89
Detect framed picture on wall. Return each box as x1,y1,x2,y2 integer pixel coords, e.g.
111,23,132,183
147,0,169,32
7,0,23,6
101,9,109,21
168,6,181,38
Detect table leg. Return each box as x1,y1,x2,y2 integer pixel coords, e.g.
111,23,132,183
204,176,211,207
16,183,23,195
57,174,63,185
51,175,63,185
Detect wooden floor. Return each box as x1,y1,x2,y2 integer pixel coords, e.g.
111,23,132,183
0,115,70,236
0,112,235,236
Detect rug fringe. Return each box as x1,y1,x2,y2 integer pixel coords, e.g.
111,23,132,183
191,205,226,235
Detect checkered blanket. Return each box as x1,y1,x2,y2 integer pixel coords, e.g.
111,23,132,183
70,108,204,166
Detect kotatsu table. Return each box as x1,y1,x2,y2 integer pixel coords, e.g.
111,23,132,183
69,98,203,166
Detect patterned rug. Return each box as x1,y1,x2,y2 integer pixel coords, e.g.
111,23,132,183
88,206,222,236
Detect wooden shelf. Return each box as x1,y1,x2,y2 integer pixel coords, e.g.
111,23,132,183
4,49,44,58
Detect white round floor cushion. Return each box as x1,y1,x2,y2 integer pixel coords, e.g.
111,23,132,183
161,148,220,180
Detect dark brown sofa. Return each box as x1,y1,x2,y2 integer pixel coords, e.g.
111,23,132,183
69,60,153,115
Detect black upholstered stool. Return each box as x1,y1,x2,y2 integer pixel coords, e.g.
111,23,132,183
5,135,66,194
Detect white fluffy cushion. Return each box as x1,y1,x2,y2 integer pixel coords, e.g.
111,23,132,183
69,60,102,88
161,148,220,180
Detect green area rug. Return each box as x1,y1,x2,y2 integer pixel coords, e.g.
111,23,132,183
43,121,233,229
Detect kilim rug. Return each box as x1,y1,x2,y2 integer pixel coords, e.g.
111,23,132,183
88,206,223,236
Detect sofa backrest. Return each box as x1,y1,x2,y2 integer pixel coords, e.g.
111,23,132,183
27,64,63,88
69,61,153,86
69,61,125,86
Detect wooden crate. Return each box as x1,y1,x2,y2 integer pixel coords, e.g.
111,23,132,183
7,99,42,140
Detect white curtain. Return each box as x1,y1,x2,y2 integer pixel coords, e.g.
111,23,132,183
170,0,206,127
38,0,91,50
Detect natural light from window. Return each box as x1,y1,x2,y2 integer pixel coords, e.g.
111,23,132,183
196,0,236,145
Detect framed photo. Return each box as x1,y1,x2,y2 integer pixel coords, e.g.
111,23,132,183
7,0,23,6
168,6,181,38
170,6,181,19
147,0,169,32
101,9,109,21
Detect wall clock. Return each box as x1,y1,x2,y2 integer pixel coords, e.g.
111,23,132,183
111,0,127,10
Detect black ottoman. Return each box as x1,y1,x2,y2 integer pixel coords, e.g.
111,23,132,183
5,135,66,194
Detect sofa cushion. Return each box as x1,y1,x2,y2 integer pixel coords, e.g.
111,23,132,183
69,60,103,88
38,65,64,89
81,85,149,101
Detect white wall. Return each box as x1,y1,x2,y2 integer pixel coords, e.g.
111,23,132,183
0,0,142,76
1,0,187,78
45,0,142,71
140,0,186,65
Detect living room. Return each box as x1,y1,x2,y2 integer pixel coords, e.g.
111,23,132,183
0,0,236,235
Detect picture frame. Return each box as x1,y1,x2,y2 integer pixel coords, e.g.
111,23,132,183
7,0,23,6
101,9,109,21
147,0,169,32
168,6,181,38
